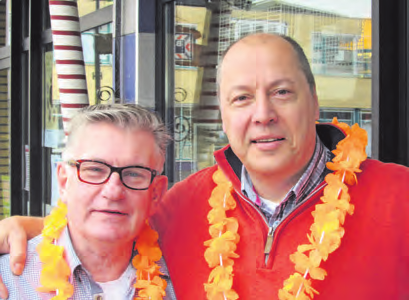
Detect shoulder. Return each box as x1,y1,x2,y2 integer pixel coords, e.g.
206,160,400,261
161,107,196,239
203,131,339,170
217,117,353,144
152,165,218,233
362,158,409,172
0,234,42,269
0,235,43,297
349,160,409,249
169,164,218,194
351,159,409,215
360,159,409,187
28,234,43,252
164,164,218,207
164,164,219,207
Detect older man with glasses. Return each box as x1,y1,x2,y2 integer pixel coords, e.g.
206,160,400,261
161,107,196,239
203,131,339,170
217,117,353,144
0,104,177,300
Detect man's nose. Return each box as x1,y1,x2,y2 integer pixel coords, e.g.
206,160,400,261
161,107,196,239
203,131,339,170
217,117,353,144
252,93,277,125
102,172,126,200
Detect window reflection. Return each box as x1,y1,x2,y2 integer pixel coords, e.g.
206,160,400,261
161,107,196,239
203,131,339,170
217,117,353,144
43,51,64,207
82,23,114,105
50,23,115,107
77,0,113,17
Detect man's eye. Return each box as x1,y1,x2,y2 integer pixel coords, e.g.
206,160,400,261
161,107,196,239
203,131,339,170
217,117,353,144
277,89,290,95
83,167,104,173
233,95,250,102
123,170,147,179
274,89,293,100
81,168,106,174
125,171,141,178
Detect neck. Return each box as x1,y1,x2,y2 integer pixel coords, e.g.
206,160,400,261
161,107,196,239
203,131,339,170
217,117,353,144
247,154,313,203
68,229,133,282
248,169,303,204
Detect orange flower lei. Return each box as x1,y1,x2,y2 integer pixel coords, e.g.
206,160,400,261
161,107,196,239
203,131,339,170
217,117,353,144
205,118,368,300
36,200,73,300
133,222,168,299
204,169,240,300
278,118,367,299
37,200,167,300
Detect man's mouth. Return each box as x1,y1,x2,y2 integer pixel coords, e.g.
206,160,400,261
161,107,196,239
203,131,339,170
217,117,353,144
252,138,285,143
99,210,126,215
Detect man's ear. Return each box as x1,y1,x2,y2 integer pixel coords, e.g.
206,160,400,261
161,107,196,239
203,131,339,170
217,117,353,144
149,175,168,216
56,162,69,203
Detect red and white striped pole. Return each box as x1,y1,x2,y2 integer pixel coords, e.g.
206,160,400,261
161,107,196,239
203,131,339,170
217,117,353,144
49,0,89,135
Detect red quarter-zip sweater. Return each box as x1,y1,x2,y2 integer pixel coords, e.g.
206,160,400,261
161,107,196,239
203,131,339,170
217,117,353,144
152,124,409,299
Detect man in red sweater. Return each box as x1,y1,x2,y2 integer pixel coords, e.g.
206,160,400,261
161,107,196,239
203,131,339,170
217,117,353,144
0,33,409,299
151,33,409,299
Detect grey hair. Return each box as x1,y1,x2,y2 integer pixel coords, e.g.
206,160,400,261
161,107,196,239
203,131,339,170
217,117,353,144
63,104,171,165
217,33,316,95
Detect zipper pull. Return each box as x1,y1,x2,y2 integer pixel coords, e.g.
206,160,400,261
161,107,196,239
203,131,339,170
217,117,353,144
264,226,275,254
264,220,280,254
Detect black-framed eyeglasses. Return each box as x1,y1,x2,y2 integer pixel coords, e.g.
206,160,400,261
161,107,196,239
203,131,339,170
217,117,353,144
66,159,157,191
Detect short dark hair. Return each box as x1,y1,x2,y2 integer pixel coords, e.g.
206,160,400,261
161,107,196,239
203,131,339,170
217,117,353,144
217,33,316,95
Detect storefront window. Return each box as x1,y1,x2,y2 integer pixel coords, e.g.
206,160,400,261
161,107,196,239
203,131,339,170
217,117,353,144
43,50,64,208
77,0,113,17
170,0,372,183
82,23,114,105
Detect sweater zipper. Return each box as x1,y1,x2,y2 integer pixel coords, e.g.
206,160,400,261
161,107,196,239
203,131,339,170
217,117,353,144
235,189,269,224
263,183,327,262
236,183,327,264
234,189,277,263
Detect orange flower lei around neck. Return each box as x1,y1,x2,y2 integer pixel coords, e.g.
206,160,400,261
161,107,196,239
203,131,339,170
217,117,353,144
36,201,167,300
204,118,368,300
204,169,240,300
